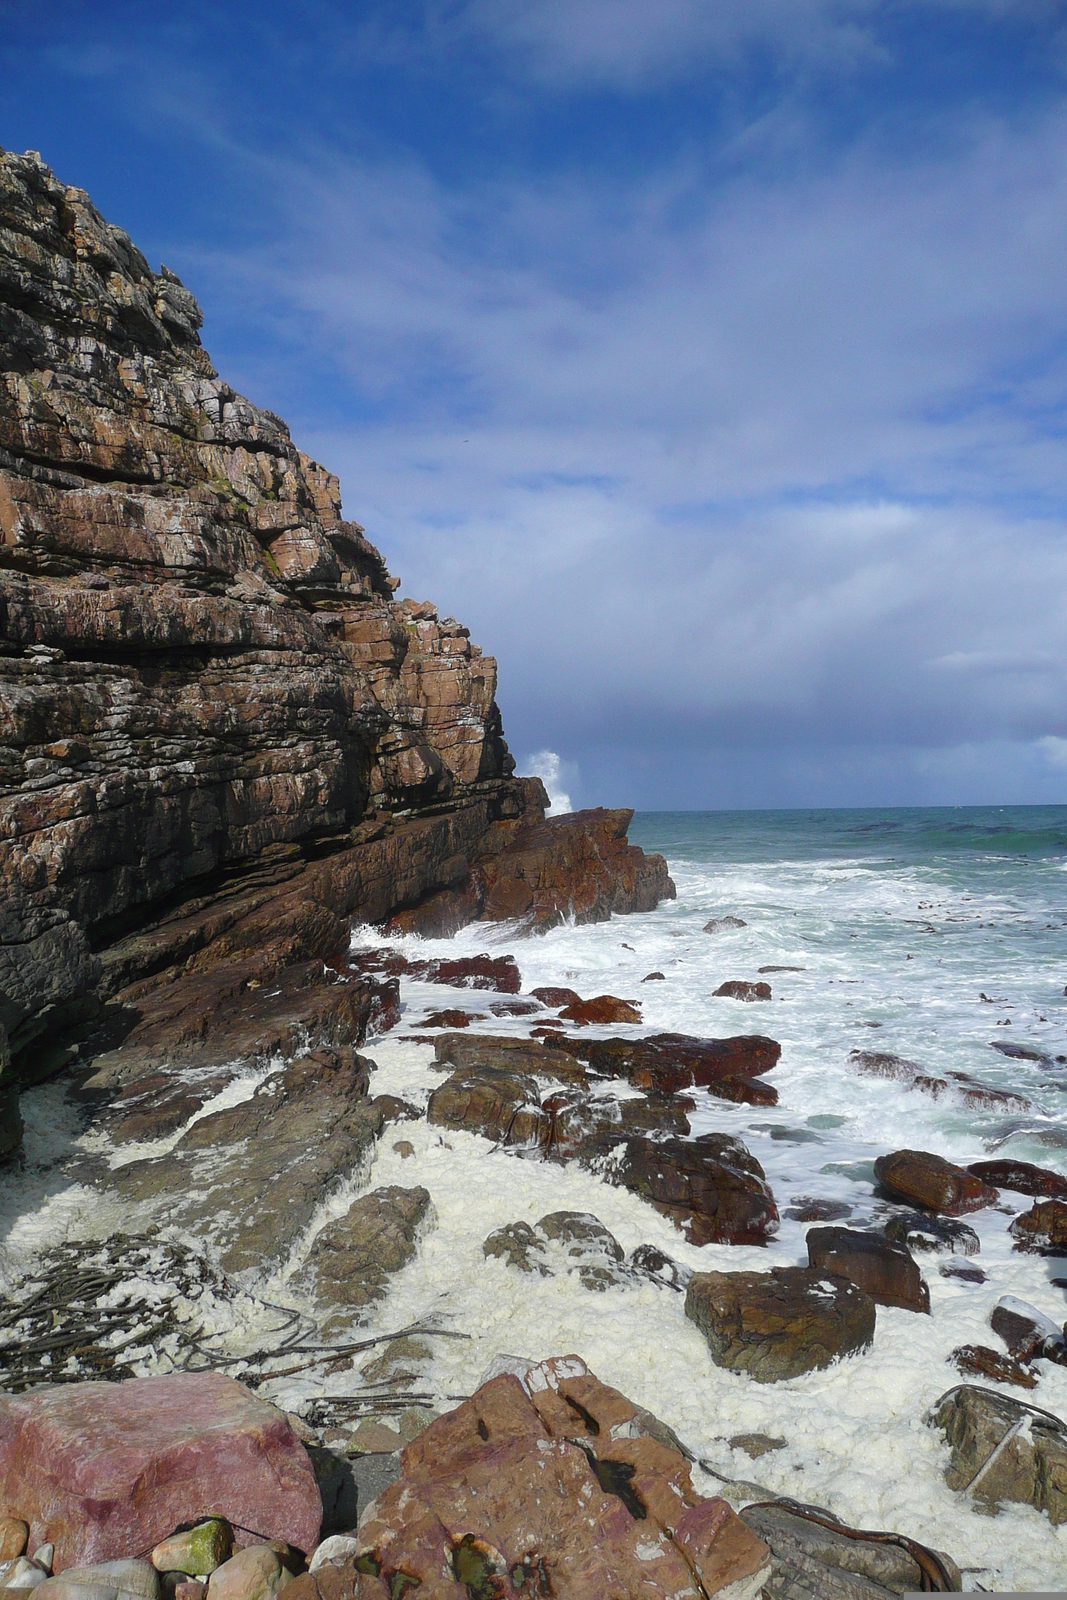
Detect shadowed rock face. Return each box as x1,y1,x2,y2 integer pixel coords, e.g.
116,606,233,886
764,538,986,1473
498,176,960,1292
0,148,673,1094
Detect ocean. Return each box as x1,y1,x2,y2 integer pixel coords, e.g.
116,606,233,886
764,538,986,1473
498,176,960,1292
4,804,1067,1590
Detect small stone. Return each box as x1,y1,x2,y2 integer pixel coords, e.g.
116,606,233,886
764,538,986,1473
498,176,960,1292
0,1526,28,1564
728,1433,787,1458
30,1551,53,1576
939,1261,987,1283
0,1557,50,1591
391,1140,414,1158
641,971,665,981
784,1197,852,1223
703,916,747,933
557,995,641,1026
307,1540,359,1576
206,1549,288,1600
173,1585,205,1600
151,1522,233,1577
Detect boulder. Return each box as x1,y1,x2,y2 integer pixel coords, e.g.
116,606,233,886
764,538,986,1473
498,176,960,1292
1009,1199,1067,1254
883,1212,980,1255
967,1158,1067,1201
352,1362,768,1599
989,1295,1066,1361
488,999,540,1017
553,1031,780,1106
806,1227,929,1313
484,1212,627,1291
0,1525,27,1563
602,1133,779,1245
950,1345,1037,1390
426,1067,547,1146
642,971,665,982
557,995,642,1026
739,1504,961,1597
279,1566,385,1600
685,1267,876,1382
408,955,521,994
529,986,581,1008
928,1384,1067,1523
150,1524,233,1577
205,1550,288,1600
414,1010,482,1029
32,1561,159,1600
784,1198,853,1223
939,1261,986,1284
543,1086,692,1162
712,982,770,1002
703,917,746,933
873,1150,997,1216
0,1374,321,1570
297,1187,431,1322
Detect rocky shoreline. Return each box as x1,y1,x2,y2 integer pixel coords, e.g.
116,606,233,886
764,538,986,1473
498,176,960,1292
4,148,1067,1597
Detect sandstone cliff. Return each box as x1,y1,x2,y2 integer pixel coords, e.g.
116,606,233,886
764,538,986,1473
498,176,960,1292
0,149,673,1117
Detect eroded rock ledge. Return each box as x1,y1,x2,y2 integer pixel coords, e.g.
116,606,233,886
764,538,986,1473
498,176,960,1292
0,148,673,1116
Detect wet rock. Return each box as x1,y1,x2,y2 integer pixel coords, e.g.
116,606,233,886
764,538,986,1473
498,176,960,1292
758,965,804,974
990,1040,1052,1062
603,1132,779,1246
848,1052,1030,1111
426,1066,547,1146
414,1009,483,1029
642,971,665,981
784,1197,853,1223
951,1345,1038,1390
713,981,771,1002
488,999,540,1017
100,1073,229,1145
558,995,642,1026
989,1295,1066,1361
484,1212,627,1291
543,1086,692,1162
529,986,582,1008
33,1561,159,1600
627,1244,692,1292
297,1186,432,1322
928,1383,1067,1523
873,1149,998,1216
483,1221,549,1275
1009,1199,1067,1254
685,1266,876,1381
354,1361,768,1600
704,917,747,933
0,1527,27,1564
739,1503,961,1597
967,1158,1067,1201
150,1525,233,1578
939,1262,987,1284
0,1373,320,1569
113,1048,385,1273
883,1211,980,1255
407,954,521,993
205,1549,288,1600
806,1226,929,1313
433,1032,587,1085
369,1094,420,1124
556,1031,781,1106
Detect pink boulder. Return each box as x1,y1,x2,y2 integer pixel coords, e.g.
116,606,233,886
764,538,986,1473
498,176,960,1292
0,1374,321,1573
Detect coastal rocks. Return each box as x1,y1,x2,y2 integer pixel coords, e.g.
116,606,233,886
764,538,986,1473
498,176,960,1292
602,1133,779,1246
113,1048,385,1273
151,1524,233,1577
0,1373,320,1569
0,1523,27,1562
703,917,746,933
989,1296,1066,1362
685,1267,876,1382
32,1560,159,1600
415,1009,480,1029
206,1548,290,1600
557,995,641,1026
967,1158,1067,1201
806,1226,930,1313
352,1361,769,1600
1008,1199,1067,1254
544,1086,693,1162
928,1384,1067,1523
426,1066,547,1146
849,1052,1031,1111
483,1211,628,1291
739,1504,961,1597
713,982,770,1002
554,1031,781,1107
883,1212,981,1256
432,1032,587,1086
529,986,581,1008
296,1187,433,1323
0,1023,21,1161
873,1150,998,1216
950,1345,1038,1390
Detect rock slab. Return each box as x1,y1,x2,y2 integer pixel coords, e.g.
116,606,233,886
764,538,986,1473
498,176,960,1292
685,1267,876,1382
0,1375,321,1571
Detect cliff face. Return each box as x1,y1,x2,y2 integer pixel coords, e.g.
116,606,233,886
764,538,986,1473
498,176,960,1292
0,148,673,1095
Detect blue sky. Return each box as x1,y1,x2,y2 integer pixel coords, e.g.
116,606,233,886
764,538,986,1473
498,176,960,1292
5,0,1067,809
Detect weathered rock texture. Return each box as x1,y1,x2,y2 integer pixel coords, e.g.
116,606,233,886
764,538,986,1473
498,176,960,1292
0,148,672,1104
0,1373,321,1570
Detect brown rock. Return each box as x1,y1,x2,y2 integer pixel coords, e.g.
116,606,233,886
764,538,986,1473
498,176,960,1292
543,1086,692,1162
529,986,582,1007
873,1149,998,1216
849,1051,1031,1111
970,1158,1067,1201
282,1565,386,1600
414,1010,482,1029
990,1295,1066,1360
740,1502,961,1596
296,1187,432,1320
806,1226,929,1313
685,1267,876,1381
951,1345,1037,1390
558,995,642,1026
784,1197,853,1223
929,1384,1067,1523
425,1067,547,1146
1010,1199,1067,1254
0,1521,27,1561
603,1133,779,1246
408,955,521,994
432,1032,587,1085
0,1373,320,1570
713,981,771,1002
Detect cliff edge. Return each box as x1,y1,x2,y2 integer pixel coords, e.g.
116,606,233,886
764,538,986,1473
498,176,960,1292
0,149,673,1121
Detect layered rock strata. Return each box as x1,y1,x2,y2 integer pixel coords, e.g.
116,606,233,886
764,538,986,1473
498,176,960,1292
0,148,672,1112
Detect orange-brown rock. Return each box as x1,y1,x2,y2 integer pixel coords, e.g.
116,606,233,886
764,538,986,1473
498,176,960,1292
968,1158,1067,1201
1009,1200,1067,1255
951,1344,1037,1390
558,994,642,1026
873,1149,998,1216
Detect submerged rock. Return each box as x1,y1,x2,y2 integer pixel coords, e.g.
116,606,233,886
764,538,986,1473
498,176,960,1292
713,981,771,1002
297,1186,433,1323
0,1374,320,1570
951,1345,1037,1390
703,917,747,933
873,1149,998,1216
557,995,642,1026
484,1211,628,1292
685,1266,876,1382
928,1384,1067,1524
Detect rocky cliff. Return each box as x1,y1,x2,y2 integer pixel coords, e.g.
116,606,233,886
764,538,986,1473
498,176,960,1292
0,148,673,1123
